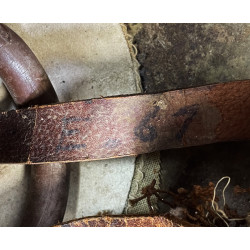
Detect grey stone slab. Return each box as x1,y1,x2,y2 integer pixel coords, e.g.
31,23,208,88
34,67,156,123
128,24,250,220
130,23,250,92
64,157,135,220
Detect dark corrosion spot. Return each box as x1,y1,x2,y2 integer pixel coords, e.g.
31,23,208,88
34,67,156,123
173,104,199,141
134,106,160,142
56,116,90,153
56,143,86,152
60,224,71,227
173,104,199,117
62,116,90,124
85,99,92,104
104,138,121,149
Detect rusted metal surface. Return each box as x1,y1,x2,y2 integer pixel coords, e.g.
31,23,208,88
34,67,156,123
0,23,69,227
56,214,195,227
0,80,250,164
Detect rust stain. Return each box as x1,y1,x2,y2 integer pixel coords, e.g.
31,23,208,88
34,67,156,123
55,214,196,227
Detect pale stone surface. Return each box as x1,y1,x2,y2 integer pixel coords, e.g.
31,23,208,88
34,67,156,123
64,158,136,220
0,23,137,226
6,24,138,101
0,164,30,226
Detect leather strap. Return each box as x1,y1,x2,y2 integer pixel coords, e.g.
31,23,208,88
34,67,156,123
1,80,250,164
56,214,195,227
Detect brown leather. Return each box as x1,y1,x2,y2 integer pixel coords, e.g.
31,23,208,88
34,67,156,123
21,163,70,227
0,23,69,227
0,24,57,107
1,80,250,164
56,214,195,227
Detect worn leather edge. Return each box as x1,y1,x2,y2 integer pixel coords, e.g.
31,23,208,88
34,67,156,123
55,214,196,227
1,80,250,164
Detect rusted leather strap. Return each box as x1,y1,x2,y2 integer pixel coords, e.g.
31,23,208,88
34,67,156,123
56,214,195,227
1,80,250,164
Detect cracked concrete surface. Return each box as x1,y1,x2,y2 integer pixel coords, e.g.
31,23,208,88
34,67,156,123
0,23,138,226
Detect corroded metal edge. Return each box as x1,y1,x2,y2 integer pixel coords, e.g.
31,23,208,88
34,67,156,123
55,214,196,227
